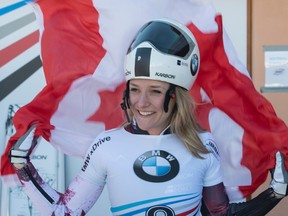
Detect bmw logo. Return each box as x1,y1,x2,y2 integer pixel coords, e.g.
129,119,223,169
133,150,179,182
190,54,199,76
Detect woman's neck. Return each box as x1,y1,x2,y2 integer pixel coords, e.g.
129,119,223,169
125,119,171,135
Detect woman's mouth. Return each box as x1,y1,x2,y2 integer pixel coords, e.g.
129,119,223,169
139,111,154,116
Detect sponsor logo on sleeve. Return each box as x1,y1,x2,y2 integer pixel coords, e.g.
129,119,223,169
81,136,111,172
205,139,220,160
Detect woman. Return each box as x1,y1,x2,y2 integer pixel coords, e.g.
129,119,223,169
10,18,288,215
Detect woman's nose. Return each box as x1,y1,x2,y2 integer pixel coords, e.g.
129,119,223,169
137,92,150,107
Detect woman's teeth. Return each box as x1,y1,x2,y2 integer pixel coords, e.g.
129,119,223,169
139,111,153,116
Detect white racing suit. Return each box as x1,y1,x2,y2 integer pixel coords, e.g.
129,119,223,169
14,124,282,215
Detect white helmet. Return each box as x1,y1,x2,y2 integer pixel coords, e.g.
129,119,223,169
125,18,200,90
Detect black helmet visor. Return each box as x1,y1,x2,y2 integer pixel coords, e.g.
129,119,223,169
127,21,195,59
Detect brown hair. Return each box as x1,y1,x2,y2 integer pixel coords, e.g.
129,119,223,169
170,87,209,158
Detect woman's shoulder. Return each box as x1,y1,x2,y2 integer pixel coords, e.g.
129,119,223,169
99,126,125,136
90,127,126,144
198,131,220,159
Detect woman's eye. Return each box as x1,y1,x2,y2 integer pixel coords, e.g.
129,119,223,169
130,88,139,92
151,90,162,94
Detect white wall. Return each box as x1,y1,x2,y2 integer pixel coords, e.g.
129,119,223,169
0,1,247,215
213,0,247,67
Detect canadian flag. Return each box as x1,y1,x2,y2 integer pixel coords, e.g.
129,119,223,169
1,0,288,202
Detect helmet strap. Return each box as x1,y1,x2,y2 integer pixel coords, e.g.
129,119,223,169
163,84,176,113
120,82,131,122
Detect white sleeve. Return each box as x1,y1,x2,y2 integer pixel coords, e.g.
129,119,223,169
17,160,105,215
203,152,223,187
199,132,223,187
78,134,109,185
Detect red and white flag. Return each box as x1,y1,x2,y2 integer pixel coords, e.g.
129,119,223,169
1,0,288,201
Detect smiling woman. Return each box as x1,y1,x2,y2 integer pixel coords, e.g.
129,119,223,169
8,18,288,216
128,79,175,135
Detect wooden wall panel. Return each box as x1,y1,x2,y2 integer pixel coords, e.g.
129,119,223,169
250,0,288,124
249,1,288,215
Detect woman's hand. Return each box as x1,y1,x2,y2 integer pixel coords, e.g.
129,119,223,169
270,151,288,197
9,125,39,165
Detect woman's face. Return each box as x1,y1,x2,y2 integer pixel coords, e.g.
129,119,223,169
129,79,175,135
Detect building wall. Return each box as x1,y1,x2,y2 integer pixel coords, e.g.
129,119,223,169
250,1,288,215
251,0,288,124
